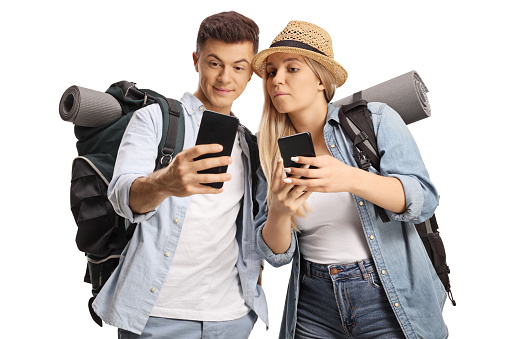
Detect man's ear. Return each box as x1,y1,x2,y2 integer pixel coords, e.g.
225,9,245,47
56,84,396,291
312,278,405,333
192,52,199,72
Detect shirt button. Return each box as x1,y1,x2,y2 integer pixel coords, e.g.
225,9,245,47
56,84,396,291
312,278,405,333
369,235,374,240
395,302,400,307
174,218,179,224
359,201,364,206
150,287,156,293
330,144,335,148
199,106,204,111
381,270,386,275
164,251,170,257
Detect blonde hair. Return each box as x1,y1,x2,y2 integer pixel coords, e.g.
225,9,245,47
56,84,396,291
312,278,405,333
258,56,336,230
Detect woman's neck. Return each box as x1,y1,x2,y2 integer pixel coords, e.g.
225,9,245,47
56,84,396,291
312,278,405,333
288,99,329,155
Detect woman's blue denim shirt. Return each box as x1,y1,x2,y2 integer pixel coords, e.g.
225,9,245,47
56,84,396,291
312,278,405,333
92,93,268,335
255,103,448,339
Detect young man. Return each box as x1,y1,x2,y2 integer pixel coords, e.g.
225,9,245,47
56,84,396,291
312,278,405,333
92,11,268,338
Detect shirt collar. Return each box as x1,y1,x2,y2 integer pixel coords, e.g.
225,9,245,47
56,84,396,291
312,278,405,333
179,92,239,119
326,102,341,125
180,92,206,116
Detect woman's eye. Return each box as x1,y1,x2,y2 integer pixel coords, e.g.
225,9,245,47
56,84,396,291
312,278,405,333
289,67,299,72
235,66,244,71
267,70,276,77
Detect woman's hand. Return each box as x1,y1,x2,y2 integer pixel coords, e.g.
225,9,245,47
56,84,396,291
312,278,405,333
282,155,355,193
261,158,312,254
270,157,312,217
284,155,406,213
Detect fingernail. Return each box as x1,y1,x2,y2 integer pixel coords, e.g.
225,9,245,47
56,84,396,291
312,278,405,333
278,157,282,162
284,168,291,173
283,178,292,184
218,145,223,151
290,157,299,162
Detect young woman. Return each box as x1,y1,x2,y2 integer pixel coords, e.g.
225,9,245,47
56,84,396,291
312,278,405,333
251,21,448,339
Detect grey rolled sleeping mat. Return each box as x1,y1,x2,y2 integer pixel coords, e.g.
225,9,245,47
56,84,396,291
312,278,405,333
333,70,431,125
59,70,430,127
59,85,123,127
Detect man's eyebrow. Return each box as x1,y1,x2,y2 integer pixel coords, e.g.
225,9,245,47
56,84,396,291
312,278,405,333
234,58,250,64
206,54,250,64
206,54,223,63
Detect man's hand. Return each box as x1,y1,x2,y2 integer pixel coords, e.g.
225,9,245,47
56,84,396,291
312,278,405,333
155,143,232,196
129,144,232,214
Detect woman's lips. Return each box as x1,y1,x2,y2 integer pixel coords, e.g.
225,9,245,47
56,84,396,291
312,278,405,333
274,91,288,98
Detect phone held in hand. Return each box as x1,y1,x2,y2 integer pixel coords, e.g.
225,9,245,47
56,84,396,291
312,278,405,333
277,132,316,176
194,110,239,188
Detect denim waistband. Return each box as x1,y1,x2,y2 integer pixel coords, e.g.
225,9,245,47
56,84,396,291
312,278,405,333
301,257,376,280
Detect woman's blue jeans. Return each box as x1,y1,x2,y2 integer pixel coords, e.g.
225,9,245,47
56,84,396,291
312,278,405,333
296,257,405,339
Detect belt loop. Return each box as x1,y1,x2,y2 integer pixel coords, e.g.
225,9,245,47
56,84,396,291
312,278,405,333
300,255,311,278
358,260,369,280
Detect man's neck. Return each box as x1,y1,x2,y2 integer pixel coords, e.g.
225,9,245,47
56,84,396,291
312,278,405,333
192,91,232,115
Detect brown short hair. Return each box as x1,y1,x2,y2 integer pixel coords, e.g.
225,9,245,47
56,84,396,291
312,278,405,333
196,11,259,56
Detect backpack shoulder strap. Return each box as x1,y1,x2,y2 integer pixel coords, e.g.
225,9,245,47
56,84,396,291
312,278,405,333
338,92,380,172
154,98,185,170
242,125,260,218
338,91,389,223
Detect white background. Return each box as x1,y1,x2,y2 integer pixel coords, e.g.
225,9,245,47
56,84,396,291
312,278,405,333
1,1,507,338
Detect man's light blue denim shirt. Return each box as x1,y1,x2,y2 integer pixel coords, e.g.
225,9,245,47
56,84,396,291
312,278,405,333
255,103,448,339
92,93,268,335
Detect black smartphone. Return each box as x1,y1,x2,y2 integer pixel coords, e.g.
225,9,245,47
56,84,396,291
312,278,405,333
194,110,239,188
277,132,316,176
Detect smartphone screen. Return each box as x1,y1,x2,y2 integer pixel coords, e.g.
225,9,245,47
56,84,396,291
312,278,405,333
277,132,316,176
194,110,239,188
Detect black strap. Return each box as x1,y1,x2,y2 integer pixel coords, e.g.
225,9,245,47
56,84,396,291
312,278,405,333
157,98,182,170
88,297,102,327
242,125,260,218
338,92,390,223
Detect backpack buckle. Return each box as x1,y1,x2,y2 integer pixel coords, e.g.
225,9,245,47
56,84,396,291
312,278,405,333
159,148,174,167
355,152,371,171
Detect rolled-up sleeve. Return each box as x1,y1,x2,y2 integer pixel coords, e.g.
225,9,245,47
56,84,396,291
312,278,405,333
256,226,296,267
107,104,163,225
370,103,439,223
253,167,296,267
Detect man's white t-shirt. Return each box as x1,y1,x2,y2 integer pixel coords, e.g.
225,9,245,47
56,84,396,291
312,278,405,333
150,134,250,321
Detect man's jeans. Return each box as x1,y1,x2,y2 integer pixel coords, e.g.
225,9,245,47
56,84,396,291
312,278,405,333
118,310,257,339
296,257,405,339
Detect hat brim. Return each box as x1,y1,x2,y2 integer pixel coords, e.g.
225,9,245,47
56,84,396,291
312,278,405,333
252,46,348,87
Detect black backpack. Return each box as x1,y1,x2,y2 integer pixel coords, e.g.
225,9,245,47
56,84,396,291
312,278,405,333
338,92,456,306
67,81,260,326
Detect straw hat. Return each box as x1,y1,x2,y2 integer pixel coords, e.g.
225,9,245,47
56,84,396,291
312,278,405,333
252,20,348,87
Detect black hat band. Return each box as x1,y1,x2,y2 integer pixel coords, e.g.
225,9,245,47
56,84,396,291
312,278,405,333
270,40,327,57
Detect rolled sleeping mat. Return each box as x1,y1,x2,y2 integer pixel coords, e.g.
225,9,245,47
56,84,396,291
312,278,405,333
332,70,430,125
59,85,123,127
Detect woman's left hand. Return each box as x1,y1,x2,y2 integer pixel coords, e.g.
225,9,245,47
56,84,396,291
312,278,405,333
283,155,356,193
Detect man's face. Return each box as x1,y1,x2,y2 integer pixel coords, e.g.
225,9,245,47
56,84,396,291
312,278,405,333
193,39,254,115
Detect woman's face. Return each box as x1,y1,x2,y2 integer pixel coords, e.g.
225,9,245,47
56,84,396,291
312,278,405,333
265,53,325,115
